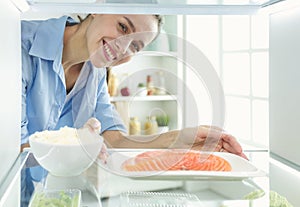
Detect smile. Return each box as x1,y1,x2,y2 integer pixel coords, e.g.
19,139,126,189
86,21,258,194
103,40,117,62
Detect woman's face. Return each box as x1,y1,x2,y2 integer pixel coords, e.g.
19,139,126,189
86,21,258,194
86,14,158,68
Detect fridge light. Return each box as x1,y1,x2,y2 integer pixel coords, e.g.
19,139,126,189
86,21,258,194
259,0,300,14
10,0,30,12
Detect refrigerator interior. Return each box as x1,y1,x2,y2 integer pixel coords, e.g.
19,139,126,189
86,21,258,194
1,0,300,206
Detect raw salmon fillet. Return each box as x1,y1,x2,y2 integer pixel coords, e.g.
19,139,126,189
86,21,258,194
122,150,232,172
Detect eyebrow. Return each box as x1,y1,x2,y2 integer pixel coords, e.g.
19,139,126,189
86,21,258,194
123,16,136,33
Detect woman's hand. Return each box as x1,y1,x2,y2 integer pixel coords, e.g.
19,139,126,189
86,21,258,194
177,126,248,159
219,132,248,159
84,117,101,133
83,117,108,163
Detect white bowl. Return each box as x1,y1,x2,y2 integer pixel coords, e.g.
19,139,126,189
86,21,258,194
29,127,103,177
136,87,148,96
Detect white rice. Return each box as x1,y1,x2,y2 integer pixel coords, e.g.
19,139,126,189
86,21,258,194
31,126,80,145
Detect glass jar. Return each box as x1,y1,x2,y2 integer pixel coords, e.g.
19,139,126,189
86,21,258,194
144,116,158,135
146,75,155,95
129,117,141,135
154,71,166,95
107,71,118,96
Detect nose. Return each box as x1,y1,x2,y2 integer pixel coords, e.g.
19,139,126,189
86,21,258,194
116,35,133,55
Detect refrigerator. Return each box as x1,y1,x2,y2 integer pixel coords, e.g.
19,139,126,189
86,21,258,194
0,0,300,206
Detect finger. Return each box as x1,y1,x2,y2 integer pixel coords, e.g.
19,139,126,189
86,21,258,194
101,143,107,154
238,152,249,160
222,141,243,155
222,140,248,160
221,134,243,154
98,144,108,164
215,143,222,152
191,143,204,151
219,148,247,160
220,148,228,153
98,151,108,164
84,118,101,133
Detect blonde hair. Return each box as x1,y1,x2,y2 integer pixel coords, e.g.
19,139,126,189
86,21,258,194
152,14,164,41
76,14,164,37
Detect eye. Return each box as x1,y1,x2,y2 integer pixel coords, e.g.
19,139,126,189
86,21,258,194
118,22,128,34
131,42,140,53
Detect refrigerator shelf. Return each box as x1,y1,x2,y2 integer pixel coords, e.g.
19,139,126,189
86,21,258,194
22,0,285,15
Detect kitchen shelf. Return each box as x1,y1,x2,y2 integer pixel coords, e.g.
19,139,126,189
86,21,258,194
24,0,285,15
110,95,177,102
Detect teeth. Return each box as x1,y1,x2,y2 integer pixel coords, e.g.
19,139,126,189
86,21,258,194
104,42,115,61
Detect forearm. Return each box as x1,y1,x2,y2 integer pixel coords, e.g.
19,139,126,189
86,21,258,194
102,130,180,148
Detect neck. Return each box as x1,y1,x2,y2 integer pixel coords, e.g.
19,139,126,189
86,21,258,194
62,17,91,93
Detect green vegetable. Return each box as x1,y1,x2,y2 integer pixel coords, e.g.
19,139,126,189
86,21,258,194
29,191,80,207
156,115,169,126
243,190,293,207
243,189,265,200
270,191,293,207
138,83,145,87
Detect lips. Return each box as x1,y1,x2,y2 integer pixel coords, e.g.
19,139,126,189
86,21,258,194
103,40,117,62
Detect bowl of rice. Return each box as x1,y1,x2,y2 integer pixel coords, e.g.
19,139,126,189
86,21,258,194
29,127,103,177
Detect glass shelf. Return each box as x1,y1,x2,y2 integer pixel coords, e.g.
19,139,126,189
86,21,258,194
0,150,270,206
0,151,29,205
24,0,285,15
110,95,177,102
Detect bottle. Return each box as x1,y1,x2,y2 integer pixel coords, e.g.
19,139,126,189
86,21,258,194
146,75,155,95
155,71,166,95
129,117,141,135
150,116,158,134
107,71,118,96
144,116,158,135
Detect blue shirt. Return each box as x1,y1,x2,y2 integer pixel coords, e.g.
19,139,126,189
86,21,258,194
21,16,126,145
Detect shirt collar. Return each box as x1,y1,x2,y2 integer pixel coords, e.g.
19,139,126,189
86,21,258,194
65,61,92,102
29,16,76,60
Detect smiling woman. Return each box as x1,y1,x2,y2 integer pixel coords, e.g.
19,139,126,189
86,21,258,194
75,14,162,68
20,13,163,206
21,13,163,150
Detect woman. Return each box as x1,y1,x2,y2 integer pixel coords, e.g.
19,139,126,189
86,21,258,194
21,14,245,156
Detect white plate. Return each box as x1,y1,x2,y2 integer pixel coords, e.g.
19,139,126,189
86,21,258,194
104,149,266,180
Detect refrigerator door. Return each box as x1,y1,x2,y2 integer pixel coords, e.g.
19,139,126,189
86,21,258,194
0,0,21,206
